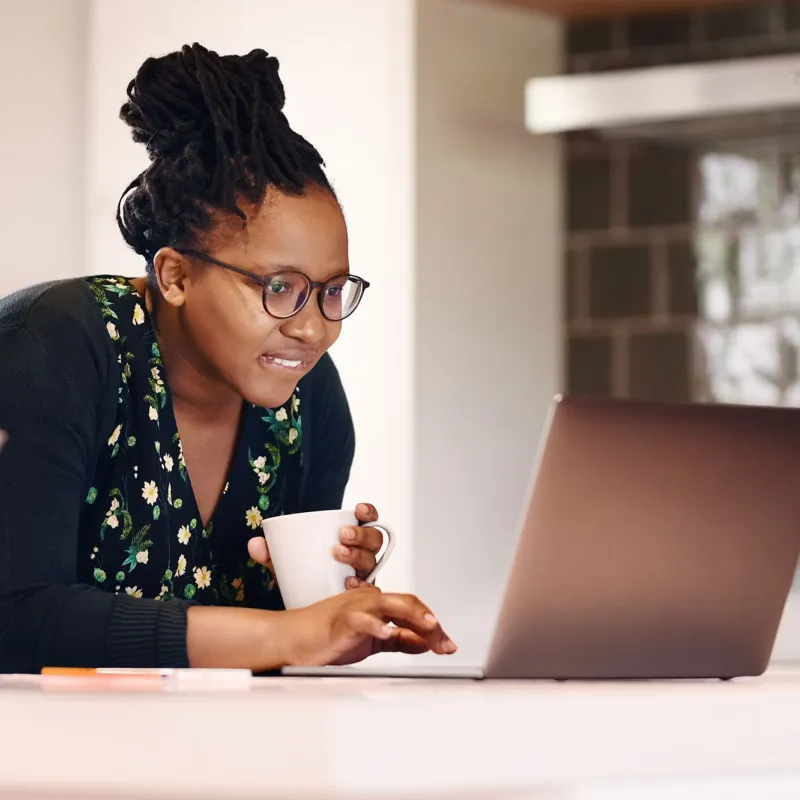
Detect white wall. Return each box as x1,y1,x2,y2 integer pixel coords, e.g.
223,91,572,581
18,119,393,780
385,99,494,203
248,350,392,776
0,0,86,296
85,0,417,592
413,0,562,656
0,1,563,639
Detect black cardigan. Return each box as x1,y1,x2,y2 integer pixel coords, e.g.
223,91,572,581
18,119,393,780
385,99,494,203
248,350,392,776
0,278,355,672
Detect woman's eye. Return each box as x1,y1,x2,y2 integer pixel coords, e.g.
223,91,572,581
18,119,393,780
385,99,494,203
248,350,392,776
325,285,343,298
267,281,290,295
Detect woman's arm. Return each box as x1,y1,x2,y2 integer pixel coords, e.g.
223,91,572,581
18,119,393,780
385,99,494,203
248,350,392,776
185,606,282,668
0,283,191,672
187,590,456,670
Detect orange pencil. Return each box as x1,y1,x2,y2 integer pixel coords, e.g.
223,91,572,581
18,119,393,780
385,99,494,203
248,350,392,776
42,667,170,677
40,667,252,689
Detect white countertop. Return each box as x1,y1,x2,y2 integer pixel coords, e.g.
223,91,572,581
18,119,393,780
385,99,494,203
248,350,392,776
2,667,800,800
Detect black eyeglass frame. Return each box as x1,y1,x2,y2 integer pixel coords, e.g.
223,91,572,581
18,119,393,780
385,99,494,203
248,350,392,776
175,248,370,322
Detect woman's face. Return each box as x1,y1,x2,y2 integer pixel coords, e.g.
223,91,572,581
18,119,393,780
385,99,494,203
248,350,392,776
159,186,348,409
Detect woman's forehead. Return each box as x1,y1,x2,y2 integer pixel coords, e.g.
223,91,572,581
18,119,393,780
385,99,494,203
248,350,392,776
214,189,348,276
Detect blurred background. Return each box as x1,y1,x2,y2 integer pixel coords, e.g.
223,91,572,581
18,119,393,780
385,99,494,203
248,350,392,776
2,0,800,662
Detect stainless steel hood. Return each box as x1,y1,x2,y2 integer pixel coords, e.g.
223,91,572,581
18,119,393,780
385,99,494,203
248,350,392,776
525,53,800,142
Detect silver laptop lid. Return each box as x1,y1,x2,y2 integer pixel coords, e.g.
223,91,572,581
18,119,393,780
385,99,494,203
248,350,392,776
484,395,800,680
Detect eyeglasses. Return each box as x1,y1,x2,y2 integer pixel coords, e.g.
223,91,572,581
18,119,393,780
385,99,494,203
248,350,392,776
176,249,370,322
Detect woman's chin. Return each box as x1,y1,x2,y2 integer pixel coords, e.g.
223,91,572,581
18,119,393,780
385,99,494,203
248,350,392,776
241,379,297,410
237,356,314,409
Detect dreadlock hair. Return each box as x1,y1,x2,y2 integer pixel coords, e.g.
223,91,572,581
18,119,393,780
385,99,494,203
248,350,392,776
116,43,335,278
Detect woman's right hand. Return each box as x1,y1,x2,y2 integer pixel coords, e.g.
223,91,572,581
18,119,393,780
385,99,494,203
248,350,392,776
277,586,458,667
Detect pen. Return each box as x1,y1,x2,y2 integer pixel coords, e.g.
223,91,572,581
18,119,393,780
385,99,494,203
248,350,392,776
40,667,253,689
43,667,249,677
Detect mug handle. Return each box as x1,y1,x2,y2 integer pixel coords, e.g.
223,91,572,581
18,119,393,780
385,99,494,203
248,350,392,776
362,522,396,584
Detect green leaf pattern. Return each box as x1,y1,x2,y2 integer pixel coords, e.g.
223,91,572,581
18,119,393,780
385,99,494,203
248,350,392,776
80,277,303,608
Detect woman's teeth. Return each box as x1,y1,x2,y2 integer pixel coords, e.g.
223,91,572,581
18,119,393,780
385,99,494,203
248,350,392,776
262,355,304,369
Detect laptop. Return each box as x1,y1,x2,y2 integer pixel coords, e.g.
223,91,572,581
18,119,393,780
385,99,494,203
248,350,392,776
285,395,800,681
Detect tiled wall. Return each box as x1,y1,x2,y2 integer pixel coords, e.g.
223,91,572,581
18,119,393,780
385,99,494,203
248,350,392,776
565,0,800,402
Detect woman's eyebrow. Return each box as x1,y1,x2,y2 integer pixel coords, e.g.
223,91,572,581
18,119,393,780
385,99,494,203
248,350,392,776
251,264,352,280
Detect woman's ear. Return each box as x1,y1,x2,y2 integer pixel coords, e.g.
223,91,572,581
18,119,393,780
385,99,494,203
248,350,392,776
152,247,189,308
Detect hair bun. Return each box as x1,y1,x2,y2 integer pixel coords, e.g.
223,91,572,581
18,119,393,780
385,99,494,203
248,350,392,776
116,42,332,270
120,43,286,161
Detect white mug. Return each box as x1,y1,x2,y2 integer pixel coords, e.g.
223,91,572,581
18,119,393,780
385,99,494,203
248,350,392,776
261,509,396,610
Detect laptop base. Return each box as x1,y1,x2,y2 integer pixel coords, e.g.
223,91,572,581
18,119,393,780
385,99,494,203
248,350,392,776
282,664,485,679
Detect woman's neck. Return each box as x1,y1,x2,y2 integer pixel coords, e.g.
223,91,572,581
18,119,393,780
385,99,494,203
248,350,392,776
134,277,241,421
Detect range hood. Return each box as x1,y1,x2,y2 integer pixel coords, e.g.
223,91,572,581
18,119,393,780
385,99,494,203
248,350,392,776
525,53,800,142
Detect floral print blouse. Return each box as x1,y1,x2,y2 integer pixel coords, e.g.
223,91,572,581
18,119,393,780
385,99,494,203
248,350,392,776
0,274,353,671
81,276,303,610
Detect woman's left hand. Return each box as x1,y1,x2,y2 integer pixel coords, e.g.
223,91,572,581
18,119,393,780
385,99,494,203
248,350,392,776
335,503,385,590
246,502,386,592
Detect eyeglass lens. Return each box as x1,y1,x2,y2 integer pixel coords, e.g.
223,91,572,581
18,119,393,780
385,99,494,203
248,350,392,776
263,273,363,321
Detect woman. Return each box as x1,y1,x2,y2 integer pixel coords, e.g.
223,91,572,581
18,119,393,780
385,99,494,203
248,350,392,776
0,43,455,673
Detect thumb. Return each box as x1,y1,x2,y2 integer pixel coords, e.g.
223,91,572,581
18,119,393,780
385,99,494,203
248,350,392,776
247,536,270,566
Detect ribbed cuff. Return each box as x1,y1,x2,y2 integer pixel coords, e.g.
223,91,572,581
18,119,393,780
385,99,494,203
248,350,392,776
156,600,191,667
106,595,190,668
